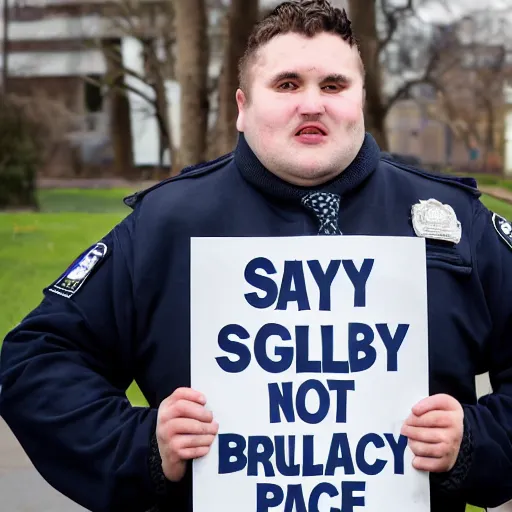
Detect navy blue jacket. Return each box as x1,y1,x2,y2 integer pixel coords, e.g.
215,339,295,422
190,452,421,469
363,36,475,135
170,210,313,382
2,133,512,512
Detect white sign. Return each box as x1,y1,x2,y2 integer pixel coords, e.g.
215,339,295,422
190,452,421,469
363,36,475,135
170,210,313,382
191,236,430,512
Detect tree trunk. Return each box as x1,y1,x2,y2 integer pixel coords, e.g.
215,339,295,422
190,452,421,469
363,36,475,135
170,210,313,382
173,0,209,169
482,96,497,172
144,38,176,176
109,91,136,178
347,0,389,150
2,0,9,92
103,40,136,179
213,0,259,157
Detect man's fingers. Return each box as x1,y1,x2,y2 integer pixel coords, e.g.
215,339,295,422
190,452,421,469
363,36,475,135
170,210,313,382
408,440,446,458
166,400,213,423
403,395,463,475
165,418,219,436
157,388,215,482
179,446,211,460
174,434,217,450
411,394,461,416
401,425,446,443
412,456,452,473
167,388,206,407
404,410,454,429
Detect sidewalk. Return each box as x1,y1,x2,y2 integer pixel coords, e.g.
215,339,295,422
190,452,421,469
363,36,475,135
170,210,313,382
0,418,86,511
37,178,158,190
479,186,512,205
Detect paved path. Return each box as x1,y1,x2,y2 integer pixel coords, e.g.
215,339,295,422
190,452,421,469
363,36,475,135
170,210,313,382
37,178,157,190
0,418,86,511
479,186,512,205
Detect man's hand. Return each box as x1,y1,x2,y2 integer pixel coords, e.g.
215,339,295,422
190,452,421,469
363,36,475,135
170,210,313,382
401,394,464,473
156,387,219,482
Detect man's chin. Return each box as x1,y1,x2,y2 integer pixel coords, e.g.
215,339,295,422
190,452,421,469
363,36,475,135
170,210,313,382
278,162,339,186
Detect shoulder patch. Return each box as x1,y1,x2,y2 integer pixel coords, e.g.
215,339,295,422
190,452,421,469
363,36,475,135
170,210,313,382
48,242,108,298
492,212,512,250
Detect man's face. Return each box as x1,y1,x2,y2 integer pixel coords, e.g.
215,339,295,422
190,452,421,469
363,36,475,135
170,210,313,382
236,32,365,186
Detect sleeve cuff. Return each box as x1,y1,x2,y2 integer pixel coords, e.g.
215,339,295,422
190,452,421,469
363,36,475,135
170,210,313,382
147,431,191,511
149,431,167,497
431,413,473,492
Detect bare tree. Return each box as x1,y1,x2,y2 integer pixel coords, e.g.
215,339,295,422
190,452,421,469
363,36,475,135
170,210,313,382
86,0,177,177
348,0,389,148
101,39,135,178
1,0,9,92
213,0,259,157
426,12,512,171
348,0,452,150
173,0,209,170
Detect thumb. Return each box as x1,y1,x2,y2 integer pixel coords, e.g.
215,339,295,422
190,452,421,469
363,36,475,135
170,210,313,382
412,394,460,416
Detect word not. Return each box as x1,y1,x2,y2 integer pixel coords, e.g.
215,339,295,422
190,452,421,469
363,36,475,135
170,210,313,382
268,379,355,424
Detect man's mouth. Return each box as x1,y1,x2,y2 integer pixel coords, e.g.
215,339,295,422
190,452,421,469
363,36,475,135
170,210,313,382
295,126,327,136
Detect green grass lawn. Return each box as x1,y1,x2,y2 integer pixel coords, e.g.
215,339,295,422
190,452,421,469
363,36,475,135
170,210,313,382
462,172,512,194
0,188,148,406
480,195,512,217
38,188,136,213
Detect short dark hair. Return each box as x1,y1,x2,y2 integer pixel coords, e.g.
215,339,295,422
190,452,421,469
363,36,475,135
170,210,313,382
238,0,360,93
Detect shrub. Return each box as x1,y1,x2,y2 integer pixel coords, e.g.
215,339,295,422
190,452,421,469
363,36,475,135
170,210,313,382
0,95,41,209
0,92,73,209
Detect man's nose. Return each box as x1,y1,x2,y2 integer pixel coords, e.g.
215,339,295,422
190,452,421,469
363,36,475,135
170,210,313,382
297,89,326,116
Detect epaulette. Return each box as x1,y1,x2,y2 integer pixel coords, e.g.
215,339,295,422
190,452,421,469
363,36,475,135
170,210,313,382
123,152,234,209
380,156,481,197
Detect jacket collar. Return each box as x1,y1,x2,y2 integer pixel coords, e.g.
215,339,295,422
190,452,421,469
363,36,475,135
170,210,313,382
234,131,381,202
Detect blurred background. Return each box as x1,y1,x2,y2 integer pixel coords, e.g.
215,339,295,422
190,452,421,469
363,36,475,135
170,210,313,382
1,0,512,510
3,0,512,188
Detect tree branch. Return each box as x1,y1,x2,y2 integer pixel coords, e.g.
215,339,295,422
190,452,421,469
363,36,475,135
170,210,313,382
384,77,432,115
384,51,442,114
378,0,414,55
84,73,157,108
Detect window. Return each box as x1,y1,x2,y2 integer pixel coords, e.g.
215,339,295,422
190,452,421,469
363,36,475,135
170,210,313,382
84,75,103,113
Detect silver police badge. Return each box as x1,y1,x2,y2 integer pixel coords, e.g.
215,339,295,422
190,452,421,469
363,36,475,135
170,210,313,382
492,212,512,250
411,199,461,244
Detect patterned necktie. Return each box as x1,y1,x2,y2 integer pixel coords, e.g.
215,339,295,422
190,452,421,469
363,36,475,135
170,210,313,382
301,192,342,235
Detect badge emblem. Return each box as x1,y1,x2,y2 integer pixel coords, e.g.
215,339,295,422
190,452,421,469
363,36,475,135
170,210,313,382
49,242,108,298
492,212,512,250
411,199,461,244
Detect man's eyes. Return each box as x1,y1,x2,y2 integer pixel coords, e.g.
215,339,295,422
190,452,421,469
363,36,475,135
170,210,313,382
275,82,345,92
322,84,341,91
277,82,298,90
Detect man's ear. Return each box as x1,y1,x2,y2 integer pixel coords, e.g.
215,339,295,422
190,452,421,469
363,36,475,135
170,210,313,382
236,89,247,132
